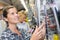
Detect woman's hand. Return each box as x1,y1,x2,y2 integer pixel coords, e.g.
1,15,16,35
30,21,46,40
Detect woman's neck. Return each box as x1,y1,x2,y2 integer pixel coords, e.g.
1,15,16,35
8,23,16,29
8,23,21,36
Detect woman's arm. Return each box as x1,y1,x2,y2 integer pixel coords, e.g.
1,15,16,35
30,21,46,40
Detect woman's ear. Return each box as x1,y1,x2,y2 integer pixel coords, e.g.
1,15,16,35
3,18,8,21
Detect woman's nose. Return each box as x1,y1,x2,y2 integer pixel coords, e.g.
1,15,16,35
15,13,19,17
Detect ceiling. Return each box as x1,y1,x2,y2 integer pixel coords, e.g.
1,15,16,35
0,0,25,11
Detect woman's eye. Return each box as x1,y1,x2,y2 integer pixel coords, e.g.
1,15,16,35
11,13,14,15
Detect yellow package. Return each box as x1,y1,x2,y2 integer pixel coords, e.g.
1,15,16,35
53,34,59,40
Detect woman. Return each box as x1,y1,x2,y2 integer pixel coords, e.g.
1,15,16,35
17,10,33,40
0,6,45,40
17,10,31,32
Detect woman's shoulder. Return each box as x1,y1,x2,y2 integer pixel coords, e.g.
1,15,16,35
1,28,12,37
0,28,16,40
0,29,10,40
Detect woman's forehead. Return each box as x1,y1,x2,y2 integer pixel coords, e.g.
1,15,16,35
8,7,16,11
7,8,17,13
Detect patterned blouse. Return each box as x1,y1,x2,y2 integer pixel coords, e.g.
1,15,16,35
0,27,31,40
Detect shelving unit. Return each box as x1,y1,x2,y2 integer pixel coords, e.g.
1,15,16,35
35,0,60,40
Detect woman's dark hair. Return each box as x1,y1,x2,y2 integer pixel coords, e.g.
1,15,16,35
3,6,15,27
3,6,15,18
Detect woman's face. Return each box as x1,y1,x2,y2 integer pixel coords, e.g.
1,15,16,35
6,7,19,24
